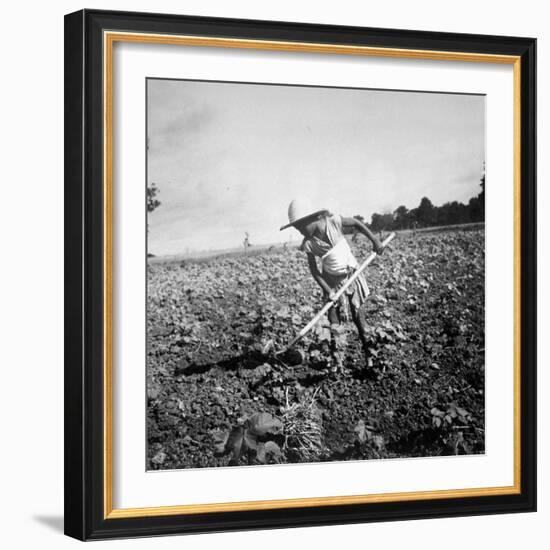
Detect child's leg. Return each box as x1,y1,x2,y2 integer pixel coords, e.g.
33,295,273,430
327,304,339,325
327,306,344,371
351,301,372,365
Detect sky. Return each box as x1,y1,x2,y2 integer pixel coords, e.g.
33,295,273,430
147,78,485,256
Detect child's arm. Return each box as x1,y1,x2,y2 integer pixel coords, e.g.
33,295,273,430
307,253,336,300
341,216,384,254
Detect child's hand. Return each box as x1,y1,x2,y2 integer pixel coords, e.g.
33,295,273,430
324,290,338,302
374,241,385,255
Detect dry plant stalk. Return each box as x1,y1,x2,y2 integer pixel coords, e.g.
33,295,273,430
280,387,323,461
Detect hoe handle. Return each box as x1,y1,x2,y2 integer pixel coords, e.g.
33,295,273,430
285,232,396,349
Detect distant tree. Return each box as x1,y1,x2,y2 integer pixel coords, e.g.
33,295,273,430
466,168,486,223
146,183,161,236
370,212,393,232
438,201,470,225
408,207,419,228
370,213,383,232
147,183,161,213
468,195,481,222
366,165,485,231
416,197,435,226
478,169,485,220
393,205,409,230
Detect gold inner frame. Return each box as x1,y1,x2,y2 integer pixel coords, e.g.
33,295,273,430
103,30,522,519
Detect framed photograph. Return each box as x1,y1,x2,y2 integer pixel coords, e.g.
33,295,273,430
64,9,536,541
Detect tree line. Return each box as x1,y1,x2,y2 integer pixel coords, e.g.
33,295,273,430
149,172,485,239
360,173,485,232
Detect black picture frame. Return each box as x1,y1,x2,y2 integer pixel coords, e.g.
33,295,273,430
64,9,536,541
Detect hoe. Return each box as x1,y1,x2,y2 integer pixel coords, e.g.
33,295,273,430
274,232,396,365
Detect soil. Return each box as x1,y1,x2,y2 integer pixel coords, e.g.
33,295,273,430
146,228,485,469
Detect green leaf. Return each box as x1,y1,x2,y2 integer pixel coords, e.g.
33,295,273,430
257,441,282,464
354,420,367,443
243,429,259,451
372,435,385,451
276,306,290,318
212,430,228,455
225,426,245,464
291,313,302,325
247,413,283,437
354,420,373,444
151,451,166,466
316,326,331,342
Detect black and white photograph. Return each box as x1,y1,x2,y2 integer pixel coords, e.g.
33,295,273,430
145,78,486,471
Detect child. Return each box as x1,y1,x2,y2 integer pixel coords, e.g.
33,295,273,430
280,198,384,370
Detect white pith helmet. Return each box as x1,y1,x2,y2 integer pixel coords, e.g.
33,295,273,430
280,198,328,231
